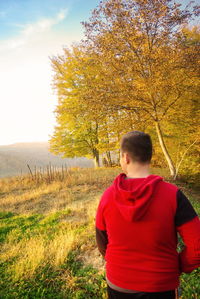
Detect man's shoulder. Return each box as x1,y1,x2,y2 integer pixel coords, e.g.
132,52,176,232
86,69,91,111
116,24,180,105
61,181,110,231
157,178,179,193
102,185,114,198
100,184,115,206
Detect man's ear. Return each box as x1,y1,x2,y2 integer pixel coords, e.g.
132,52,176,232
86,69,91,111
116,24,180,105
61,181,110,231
125,153,131,164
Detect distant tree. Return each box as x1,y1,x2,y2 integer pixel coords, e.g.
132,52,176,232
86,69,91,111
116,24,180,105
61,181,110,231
49,107,101,167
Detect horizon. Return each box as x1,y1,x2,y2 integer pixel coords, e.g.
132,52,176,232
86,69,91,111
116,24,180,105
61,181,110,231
0,0,197,146
0,140,49,146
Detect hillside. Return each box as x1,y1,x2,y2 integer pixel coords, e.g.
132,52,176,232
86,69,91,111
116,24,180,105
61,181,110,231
0,142,93,178
0,168,199,298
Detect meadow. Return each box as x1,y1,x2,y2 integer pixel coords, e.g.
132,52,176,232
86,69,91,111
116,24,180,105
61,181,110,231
0,167,199,299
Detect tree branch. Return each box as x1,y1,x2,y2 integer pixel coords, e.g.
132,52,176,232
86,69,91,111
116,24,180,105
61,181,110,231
174,139,198,179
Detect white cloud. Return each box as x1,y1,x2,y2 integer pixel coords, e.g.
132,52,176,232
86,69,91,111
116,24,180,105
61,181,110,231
22,8,68,36
0,8,69,51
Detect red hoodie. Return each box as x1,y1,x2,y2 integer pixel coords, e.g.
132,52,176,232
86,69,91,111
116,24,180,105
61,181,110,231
95,173,200,292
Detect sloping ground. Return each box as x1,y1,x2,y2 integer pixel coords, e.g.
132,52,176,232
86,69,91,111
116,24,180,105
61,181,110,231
0,168,199,298
0,142,93,177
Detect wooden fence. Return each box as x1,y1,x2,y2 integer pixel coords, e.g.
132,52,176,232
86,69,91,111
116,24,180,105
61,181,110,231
26,163,71,184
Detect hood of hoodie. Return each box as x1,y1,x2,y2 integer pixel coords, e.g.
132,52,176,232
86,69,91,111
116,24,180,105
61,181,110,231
112,173,163,221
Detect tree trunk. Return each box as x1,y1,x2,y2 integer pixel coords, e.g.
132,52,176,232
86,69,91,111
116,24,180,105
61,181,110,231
155,121,176,178
106,151,112,167
93,149,100,168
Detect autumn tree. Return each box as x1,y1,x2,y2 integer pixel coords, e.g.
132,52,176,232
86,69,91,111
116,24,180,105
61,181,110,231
81,0,200,177
49,47,103,167
49,46,125,167
161,25,200,179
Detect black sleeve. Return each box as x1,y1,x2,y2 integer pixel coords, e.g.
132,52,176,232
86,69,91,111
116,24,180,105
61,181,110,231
96,227,108,257
175,189,198,227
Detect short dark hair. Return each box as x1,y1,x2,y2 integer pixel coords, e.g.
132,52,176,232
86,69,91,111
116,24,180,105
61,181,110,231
120,131,152,163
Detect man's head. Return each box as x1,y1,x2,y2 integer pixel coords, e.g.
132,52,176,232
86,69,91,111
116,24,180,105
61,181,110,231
120,131,152,173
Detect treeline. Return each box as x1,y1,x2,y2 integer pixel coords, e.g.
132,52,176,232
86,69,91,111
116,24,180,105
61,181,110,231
49,0,200,182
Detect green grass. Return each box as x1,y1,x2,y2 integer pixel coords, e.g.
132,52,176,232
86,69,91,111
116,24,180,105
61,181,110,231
0,167,199,298
0,210,106,299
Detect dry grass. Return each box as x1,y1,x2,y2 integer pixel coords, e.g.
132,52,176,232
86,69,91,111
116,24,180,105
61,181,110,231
2,229,77,281
0,167,119,215
0,167,117,284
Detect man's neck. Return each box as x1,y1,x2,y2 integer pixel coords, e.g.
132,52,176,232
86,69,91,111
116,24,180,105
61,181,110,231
126,173,150,179
126,164,150,179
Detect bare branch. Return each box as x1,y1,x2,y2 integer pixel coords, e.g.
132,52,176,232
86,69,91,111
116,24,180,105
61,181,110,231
174,139,198,179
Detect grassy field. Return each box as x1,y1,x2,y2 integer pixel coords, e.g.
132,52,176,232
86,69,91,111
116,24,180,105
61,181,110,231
0,167,199,299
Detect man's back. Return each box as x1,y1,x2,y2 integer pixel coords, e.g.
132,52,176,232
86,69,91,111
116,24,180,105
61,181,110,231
96,173,200,293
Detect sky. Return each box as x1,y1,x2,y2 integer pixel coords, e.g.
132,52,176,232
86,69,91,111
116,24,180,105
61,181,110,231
0,0,197,145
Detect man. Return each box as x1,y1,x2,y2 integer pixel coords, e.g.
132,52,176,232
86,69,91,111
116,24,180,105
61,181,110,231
95,131,200,299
